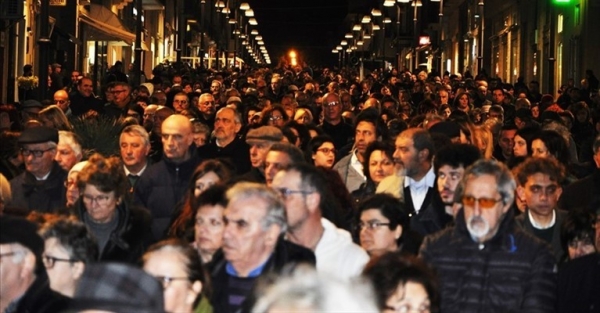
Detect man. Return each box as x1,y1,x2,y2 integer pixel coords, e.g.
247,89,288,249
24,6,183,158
376,128,437,236
237,126,283,183
268,75,284,101
53,90,72,116
492,124,517,162
66,70,81,93
172,92,190,114
197,107,251,175
120,125,151,193
8,126,67,213
436,89,450,106
50,63,64,94
434,143,482,218
420,160,556,312
69,77,104,117
0,215,69,313
333,109,382,193
195,93,216,131
134,114,201,240
55,131,83,172
271,164,369,280
319,92,354,152
514,157,568,261
559,135,600,211
264,143,306,187
104,81,132,119
208,182,315,313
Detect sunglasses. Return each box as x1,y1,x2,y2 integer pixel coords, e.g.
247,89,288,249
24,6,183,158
462,196,503,209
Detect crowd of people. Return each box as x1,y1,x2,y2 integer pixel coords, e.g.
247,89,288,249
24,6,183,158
1,61,599,313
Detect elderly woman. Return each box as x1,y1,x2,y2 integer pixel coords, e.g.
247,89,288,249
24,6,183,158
143,239,211,313
351,141,397,204
55,131,83,172
39,217,98,297
356,194,422,258
74,153,152,263
65,161,88,208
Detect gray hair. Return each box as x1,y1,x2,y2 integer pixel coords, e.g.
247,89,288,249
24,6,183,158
120,124,150,147
58,131,83,159
456,159,516,205
226,182,288,234
216,107,242,124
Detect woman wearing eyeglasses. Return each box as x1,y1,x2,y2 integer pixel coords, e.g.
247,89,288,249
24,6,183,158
73,153,152,263
306,135,336,169
143,239,212,313
356,193,422,258
260,106,288,128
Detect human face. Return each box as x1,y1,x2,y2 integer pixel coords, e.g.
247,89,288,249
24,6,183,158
194,171,221,198
214,109,241,144
439,91,449,104
82,184,119,224
194,204,225,262
55,143,79,171
161,117,193,162
192,132,207,147
111,85,131,108
53,92,70,112
198,95,216,116
222,197,276,275
355,121,377,156
359,209,400,257
120,132,150,171
172,95,189,113
517,173,561,217
531,106,540,118
249,141,271,169
437,165,465,206
271,170,312,231
499,129,516,158
458,94,469,109
78,78,94,98
393,134,420,177
268,110,285,128
71,71,80,84
384,282,431,313
312,142,335,168
143,250,200,313
567,236,596,260
210,82,221,95
492,89,505,104
0,244,26,302
21,143,56,178
323,95,342,122
369,150,395,184
513,134,528,157
462,174,510,243
531,139,551,159
43,237,79,297
65,171,80,207
264,151,292,186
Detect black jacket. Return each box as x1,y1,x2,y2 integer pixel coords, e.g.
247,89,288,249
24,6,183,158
420,209,557,313
75,199,153,264
13,272,69,313
197,137,251,176
559,168,600,212
8,162,67,214
515,209,568,262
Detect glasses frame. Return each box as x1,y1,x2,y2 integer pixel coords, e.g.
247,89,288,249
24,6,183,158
462,195,504,209
82,194,113,206
20,147,55,158
42,254,76,268
356,221,391,231
275,188,314,200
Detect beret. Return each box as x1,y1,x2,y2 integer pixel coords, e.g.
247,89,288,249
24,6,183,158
246,126,283,143
18,126,59,144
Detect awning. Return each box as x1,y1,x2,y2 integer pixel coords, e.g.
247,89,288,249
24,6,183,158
79,4,135,44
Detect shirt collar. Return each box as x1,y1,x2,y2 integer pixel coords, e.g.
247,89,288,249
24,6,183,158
225,259,269,278
124,163,147,177
528,209,556,229
404,166,435,189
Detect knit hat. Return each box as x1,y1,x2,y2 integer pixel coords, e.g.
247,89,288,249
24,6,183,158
246,126,283,144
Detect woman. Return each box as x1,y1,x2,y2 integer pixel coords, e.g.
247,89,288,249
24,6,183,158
293,107,314,125
356,194,421,257
453,91,471,112
471,125,494,159
306,135,336,169
65,161,88,208
38,105,72,131
74,153,152,263
168,159,232,239
55,131,83,172
261,106,288,128
143,239,211,313
363,253,438,313
560,210,597,261
513,126,540,158
191,185,227,263
438,104,452,119
531,130,570,165
351,141,397,204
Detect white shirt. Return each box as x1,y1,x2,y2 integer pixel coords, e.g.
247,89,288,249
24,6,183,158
124,163,147,177
528,209,556,229
315,218,369,281
349,151,366,181
404,166,435,213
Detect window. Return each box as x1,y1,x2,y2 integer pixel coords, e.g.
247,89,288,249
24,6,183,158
557,14,564,33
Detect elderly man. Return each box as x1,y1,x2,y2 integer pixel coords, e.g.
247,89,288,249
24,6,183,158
237,126,283,183
420,160,556,312
120,125,151,193
172,92,190,114
198,107,251,175
134,114,201,240
208,182,315,313
271,164,369,280
55,131,83,172
68,77,104,117
0,215,69,312
8,126,67,213
195,93,216,131
319,92,354,152
53,90,72,116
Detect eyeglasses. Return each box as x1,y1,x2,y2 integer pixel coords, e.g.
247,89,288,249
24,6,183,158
325,101,340,107
42,254,76,268
316,148,335,155
82,194,112,206
275,188,314,199
269,115,284,121
54,100,68,104
21,147,54,157
154,276,189,289
356,221,391,231
462,196,503,209
111,89,127,94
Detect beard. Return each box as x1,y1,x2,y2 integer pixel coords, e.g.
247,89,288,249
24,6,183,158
466,215,489,242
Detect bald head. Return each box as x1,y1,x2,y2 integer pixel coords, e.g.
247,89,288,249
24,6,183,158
53,90,70,112
161,114,194,163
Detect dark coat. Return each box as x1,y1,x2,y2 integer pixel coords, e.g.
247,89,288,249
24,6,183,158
559,168,600,212
197,136,251,176
8,162,67,214
208,238,316,313
14,273,70,313
75,199,153,264
134,147,202,240
68,91,105,116
420,209,557,313
515,209,568,262
557,253,600,313
319,120,354,152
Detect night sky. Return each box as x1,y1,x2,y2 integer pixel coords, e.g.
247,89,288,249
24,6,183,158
248,0,349,67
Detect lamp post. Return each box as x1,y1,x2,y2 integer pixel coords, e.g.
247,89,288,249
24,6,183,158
134,0,143,87
38,0,51,101
477,0,485,74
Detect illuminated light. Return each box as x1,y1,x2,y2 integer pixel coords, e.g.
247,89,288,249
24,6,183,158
383,17,392,24
249,18,257,25
357,40,364,45
384,0,395,6
341,40,348,46
419,36,431,45
255,35,263,40
336,45,343,50
332,49,339,53
398,0,410,2
257,40,264,45
289,51,296,58
353,23,361,31
240,2,250,10
228,18,237,24
362,15,371,23
412,0,423,6
251,29,259,35
222,7,230,14
345,33,353,38
372,24,381,30
371,9,382,16
364,33,371,39
245,9,254,17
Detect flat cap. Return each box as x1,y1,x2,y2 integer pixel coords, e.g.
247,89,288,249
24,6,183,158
246,126,283,143
18,126,59,144
21,99,43,109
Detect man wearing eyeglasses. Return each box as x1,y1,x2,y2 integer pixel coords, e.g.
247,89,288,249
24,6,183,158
104,81,133,120
0,215,69,313
420,159,556,312
271,163,368,281
319,92,354,153
7,126,67,214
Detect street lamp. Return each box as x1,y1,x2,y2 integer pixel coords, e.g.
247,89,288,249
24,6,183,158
249,18,257,25
245,9,254,17
240,2,250,10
